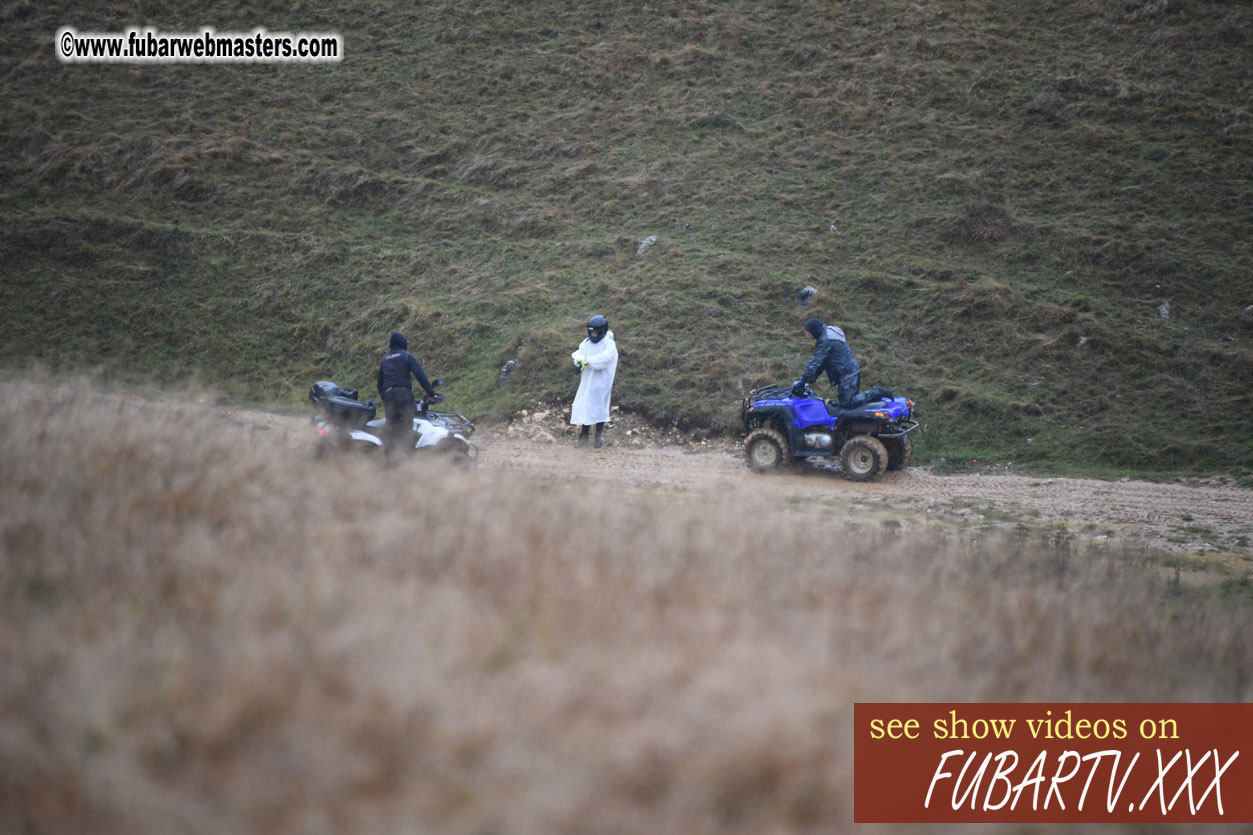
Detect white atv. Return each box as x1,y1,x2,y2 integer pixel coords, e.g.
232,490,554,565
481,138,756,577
310,379,477,461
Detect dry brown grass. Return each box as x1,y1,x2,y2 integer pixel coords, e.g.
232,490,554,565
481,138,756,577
1,380,1247,833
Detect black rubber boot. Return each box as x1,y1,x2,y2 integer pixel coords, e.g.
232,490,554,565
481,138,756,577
578,426,590,446
593,422,604,448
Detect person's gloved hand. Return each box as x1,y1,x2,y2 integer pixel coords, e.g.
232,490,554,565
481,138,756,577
571,350,586,371
791,380,807,397
427,392,444,406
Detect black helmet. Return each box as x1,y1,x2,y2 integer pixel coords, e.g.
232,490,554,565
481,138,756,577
587,314,608,344
389,332,408,350
804,318,825,338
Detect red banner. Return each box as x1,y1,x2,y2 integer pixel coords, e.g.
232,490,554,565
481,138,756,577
854,703,1253,823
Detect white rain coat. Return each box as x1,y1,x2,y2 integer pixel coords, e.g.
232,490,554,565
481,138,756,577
570,330,618,425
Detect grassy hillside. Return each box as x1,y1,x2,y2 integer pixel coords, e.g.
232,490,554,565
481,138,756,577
1,0,1250,472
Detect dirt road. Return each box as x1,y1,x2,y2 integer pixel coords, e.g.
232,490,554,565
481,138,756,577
475,430,1253,559
188,395,1253,560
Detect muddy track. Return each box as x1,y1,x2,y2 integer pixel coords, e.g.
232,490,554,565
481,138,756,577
475,432,1253,558
172,398,1253,559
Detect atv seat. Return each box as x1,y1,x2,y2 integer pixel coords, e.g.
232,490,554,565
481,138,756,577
324,396,376,428
826,397,893,417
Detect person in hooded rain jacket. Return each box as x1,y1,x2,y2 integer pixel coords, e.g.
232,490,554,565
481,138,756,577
377,331,438,457
795,317,891,409
570,314,618,448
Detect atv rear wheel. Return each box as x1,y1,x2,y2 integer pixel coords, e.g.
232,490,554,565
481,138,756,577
840,435,888,482
744,428,789,472
883,434,913,471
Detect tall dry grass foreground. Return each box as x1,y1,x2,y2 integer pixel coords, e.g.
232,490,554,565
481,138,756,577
0,381,1247,834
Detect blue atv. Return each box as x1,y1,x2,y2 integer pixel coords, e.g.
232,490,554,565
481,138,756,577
740,383,919,481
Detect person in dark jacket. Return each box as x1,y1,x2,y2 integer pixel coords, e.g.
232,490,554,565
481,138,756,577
794,318,891,409
377,332,438,456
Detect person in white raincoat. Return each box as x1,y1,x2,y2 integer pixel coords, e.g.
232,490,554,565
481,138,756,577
570,314,618,447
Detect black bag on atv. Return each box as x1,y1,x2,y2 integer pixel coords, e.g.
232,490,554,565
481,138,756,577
309,381,376,428
309,380,360,403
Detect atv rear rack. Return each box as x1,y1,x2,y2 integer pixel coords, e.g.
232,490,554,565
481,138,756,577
875,419,920,438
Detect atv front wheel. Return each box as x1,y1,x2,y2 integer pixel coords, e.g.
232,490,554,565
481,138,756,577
883,434,913,471
435,436,477,464
840,435,888,482
744,428,789,472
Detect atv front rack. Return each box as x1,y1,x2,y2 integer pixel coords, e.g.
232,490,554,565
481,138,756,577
741,383,793,414
429,410,475,436
748,383,793,400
